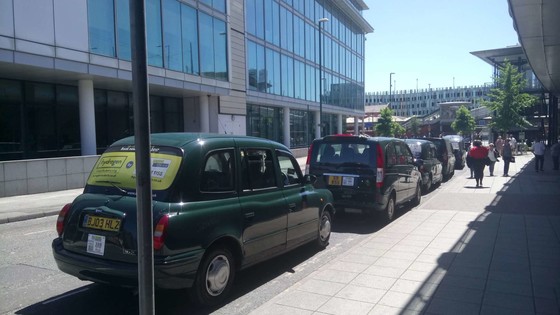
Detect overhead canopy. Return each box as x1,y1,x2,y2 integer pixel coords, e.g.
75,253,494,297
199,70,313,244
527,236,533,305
470,45,529,70
508,0,560,96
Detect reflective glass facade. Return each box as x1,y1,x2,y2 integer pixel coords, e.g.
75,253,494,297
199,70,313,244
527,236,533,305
290,109,313,148
87,0,227,79
247,104,284,144
246,0,365,109
246,0,368,147
0,79,182,161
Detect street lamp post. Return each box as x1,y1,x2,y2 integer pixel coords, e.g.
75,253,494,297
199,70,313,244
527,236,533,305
317,17,328,138
389,72,395,105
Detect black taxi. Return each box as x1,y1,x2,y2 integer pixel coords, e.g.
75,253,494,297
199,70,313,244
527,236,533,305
52,133,334,306
305,135,421,222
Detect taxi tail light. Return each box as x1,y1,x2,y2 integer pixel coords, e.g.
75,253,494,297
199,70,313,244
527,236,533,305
375,144,384,188
153,215,169,250
56,203,72,237
305,143,314,175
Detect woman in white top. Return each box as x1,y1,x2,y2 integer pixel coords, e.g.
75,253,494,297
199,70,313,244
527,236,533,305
487,143,499,176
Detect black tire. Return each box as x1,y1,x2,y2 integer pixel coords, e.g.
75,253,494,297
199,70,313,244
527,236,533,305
189,246,236,307
317,210,332,249
422,175,432,193
411,184,421,207
384,196,396,222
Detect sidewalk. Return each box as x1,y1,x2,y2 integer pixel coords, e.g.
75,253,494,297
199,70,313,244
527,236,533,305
250,153,560,314
1,154,559,314
0,188,82,224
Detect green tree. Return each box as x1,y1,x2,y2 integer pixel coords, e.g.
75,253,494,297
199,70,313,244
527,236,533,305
483,60,536,133
451,105,475,136
408,117,420,137
375,107,394,136
392,122,406,138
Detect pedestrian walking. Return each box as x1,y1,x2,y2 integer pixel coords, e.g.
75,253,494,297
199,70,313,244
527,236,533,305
552,138,560,171
510,137,518,155
502,139,513,177
466,140,489,187
532,138,546,172
495,136,504,156
465,144,474,178
487,143,499,176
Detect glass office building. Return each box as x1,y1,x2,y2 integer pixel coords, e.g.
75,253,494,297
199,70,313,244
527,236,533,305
245,0,373,147
0,0,372,161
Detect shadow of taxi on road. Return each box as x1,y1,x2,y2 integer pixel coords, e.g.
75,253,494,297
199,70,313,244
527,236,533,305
16,241,326,315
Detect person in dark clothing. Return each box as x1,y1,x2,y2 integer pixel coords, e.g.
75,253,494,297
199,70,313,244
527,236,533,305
502,139,513,176
466,140,489,187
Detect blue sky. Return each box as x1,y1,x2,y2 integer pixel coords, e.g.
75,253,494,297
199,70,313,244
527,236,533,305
362,0,519,93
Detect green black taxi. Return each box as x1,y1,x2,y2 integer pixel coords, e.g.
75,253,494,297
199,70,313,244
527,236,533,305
305,135,421,222
52,133,334,306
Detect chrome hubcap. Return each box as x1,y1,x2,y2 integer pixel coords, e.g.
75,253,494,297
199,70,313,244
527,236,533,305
205,254,230,296
387,200,394,219
319,214,331,241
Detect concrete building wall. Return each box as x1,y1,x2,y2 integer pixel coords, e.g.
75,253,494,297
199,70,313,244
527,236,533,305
0,155,98,197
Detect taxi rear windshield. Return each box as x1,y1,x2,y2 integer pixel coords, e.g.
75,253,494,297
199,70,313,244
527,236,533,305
407,142,424,159
86,145,183,196
312,142,375,166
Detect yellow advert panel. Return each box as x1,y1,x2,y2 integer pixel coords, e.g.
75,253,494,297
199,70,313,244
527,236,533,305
87,148,182,191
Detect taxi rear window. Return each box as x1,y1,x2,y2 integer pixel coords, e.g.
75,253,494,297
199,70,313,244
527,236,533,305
87,145,183,191
407,142,422,158
313,142,375,166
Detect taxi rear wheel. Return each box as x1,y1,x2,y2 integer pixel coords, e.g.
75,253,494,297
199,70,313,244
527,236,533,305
317,210,332,249
384,196,396,222
189,246,236,306
411,184,421,207
422,175,432,193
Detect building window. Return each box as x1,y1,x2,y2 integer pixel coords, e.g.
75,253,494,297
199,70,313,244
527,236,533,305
200,12,228,80
116,0,131,60
290,109,312,148
246,104,283,144
150,96,184,133
280,6,293,52
200,0,226,13
0,80,84,160
162,0,182,71
88,0,116,57
88,0,224,78
181,4,199,75
146,0,164,67
94,89,182,150
0,80,23,160
266,48,281,95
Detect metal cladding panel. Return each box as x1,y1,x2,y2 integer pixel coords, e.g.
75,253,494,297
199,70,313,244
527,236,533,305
509,0,560,95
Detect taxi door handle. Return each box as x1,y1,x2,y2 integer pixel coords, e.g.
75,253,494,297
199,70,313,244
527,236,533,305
288,203,297,212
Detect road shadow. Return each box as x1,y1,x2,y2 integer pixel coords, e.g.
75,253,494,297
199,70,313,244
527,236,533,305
16,242,326,315
331,200,419,235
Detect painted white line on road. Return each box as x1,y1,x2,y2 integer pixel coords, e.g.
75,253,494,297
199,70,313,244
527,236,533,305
42,287,90,304
24,229,51,236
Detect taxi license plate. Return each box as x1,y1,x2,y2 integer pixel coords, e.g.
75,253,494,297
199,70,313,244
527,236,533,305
83,215,121,232
328,176,342,185
328,176,354,186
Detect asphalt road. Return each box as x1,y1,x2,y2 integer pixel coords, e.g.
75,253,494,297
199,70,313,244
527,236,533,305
0,208,406,315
